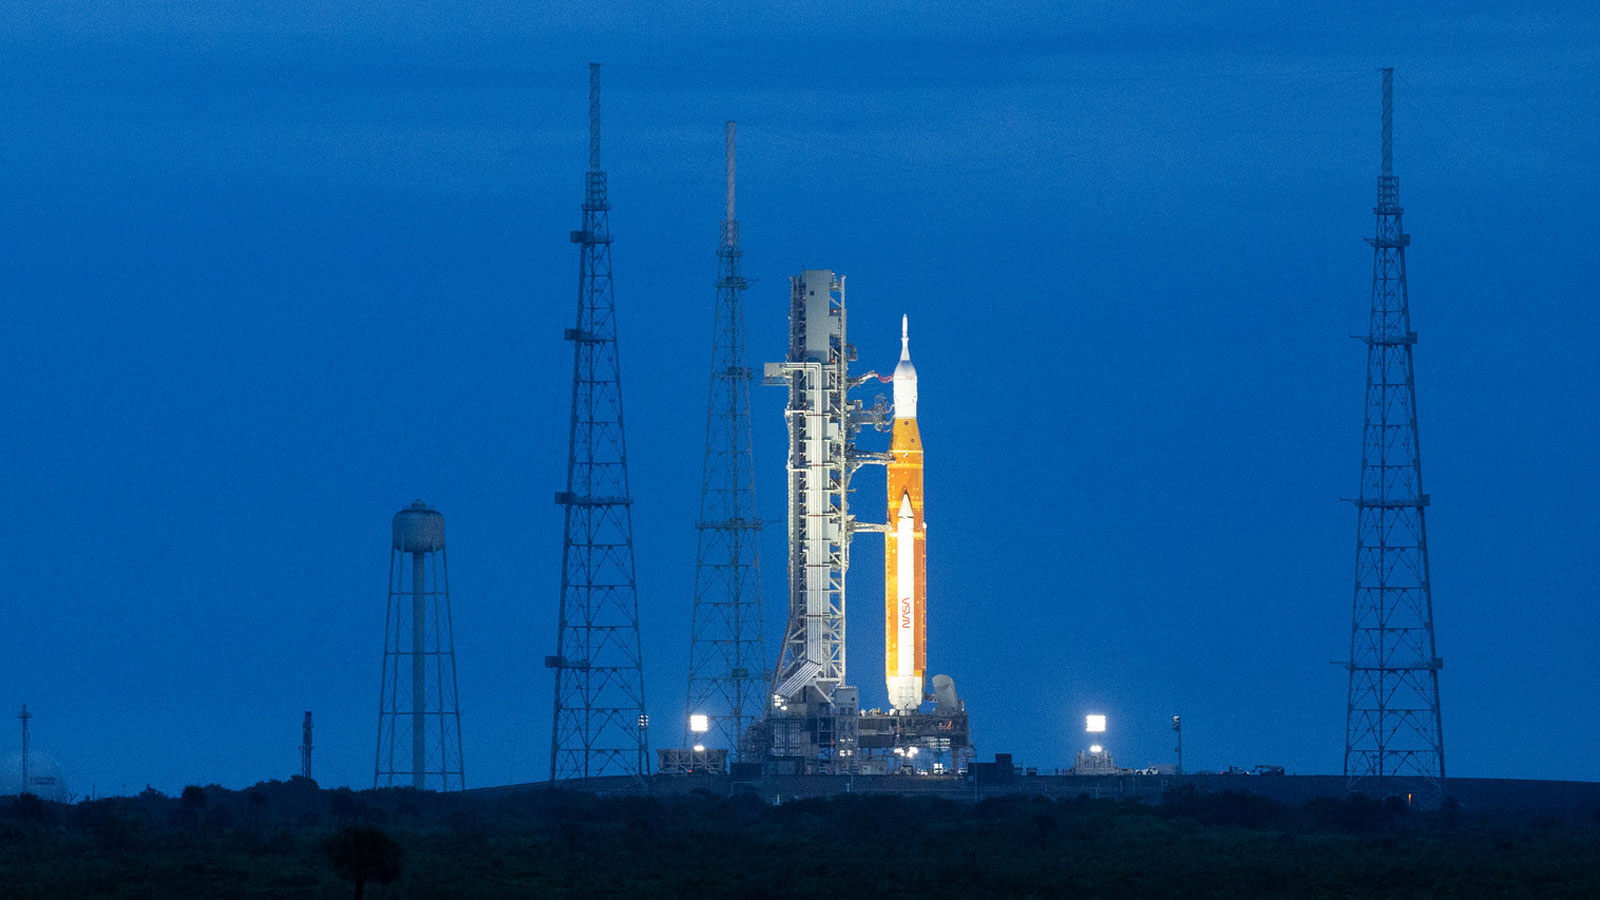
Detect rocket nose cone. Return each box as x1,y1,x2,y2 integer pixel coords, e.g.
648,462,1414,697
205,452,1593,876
893,315,918,418
898,492,913,519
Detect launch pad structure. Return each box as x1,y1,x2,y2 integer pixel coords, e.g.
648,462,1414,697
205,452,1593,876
757,270,972,775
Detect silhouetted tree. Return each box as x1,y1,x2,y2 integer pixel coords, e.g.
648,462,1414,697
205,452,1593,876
180,785,208,841
1032,811,1058,845
331,788,365,824
325,824,403,900
246,789,268,831
180,785,206,810
12,792,54,828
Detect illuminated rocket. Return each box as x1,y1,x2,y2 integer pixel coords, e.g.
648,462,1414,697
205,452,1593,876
885,315,927,712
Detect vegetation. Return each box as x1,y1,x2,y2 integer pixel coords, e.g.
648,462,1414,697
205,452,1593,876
325,825,402,899
0,779,1597,898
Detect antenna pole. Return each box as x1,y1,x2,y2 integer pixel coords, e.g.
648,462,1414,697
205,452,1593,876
1381,67,1394,176
18,705,30,794
588,63,602,173
725,121,736,223
301,711,314,780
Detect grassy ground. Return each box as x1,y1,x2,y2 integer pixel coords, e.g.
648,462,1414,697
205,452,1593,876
2,782,1597,898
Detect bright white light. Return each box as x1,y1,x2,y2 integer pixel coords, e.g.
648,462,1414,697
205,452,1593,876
1086,714,1107,733
689,714,710,733
1090,744,1103,754
692,744,705,753
908,747,919,756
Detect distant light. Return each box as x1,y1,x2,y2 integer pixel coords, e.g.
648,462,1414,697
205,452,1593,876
1090,744,1103,754
908,747,919,757
638,714,650,729
1086,714,1107,733
689,714,710,733
693,744,705,753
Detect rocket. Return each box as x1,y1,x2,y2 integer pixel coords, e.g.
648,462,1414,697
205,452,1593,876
885,315,927,712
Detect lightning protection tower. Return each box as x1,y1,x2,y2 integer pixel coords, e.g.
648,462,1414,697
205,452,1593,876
547,62,650,782
375,501,465,791
1343,68,1445,798
683,121,767,762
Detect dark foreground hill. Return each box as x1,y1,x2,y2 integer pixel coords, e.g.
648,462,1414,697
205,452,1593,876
2,778,1599,898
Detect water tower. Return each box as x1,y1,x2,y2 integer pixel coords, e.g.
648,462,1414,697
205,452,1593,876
374,501,464,790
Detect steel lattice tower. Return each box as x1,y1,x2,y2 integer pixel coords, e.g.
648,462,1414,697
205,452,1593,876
683,122,767,760
547,63,649,782
375,501,465,791
1343,68,1445,796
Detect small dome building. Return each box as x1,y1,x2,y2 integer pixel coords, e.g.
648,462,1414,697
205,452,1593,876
0,750,69,802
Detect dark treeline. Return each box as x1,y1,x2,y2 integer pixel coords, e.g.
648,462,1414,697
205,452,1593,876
2,780,1599,897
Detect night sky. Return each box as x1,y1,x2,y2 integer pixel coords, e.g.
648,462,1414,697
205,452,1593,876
4,3,1597,796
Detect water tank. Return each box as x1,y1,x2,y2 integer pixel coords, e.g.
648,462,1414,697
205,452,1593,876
392,501,445,553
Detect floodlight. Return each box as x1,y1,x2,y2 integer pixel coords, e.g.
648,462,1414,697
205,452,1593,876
692,744,705,753
689,713,710,734
1090,744,1103,754
1086,714,1107,733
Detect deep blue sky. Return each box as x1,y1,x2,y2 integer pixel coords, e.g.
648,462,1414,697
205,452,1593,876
3,3,1597,795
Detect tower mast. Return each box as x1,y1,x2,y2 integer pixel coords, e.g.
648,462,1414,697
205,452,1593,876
548,63,650,781
1343,68,1445,797
683,121,767,761
301,711,314,780
18,705,30,794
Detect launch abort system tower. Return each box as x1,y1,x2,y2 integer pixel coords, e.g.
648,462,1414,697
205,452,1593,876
680,121,767,769
547,62,650,782
375,501,465,791
1342,68,1445,798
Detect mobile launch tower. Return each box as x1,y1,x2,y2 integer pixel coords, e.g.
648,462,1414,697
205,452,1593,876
761,273,970,774
761,270,875,770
